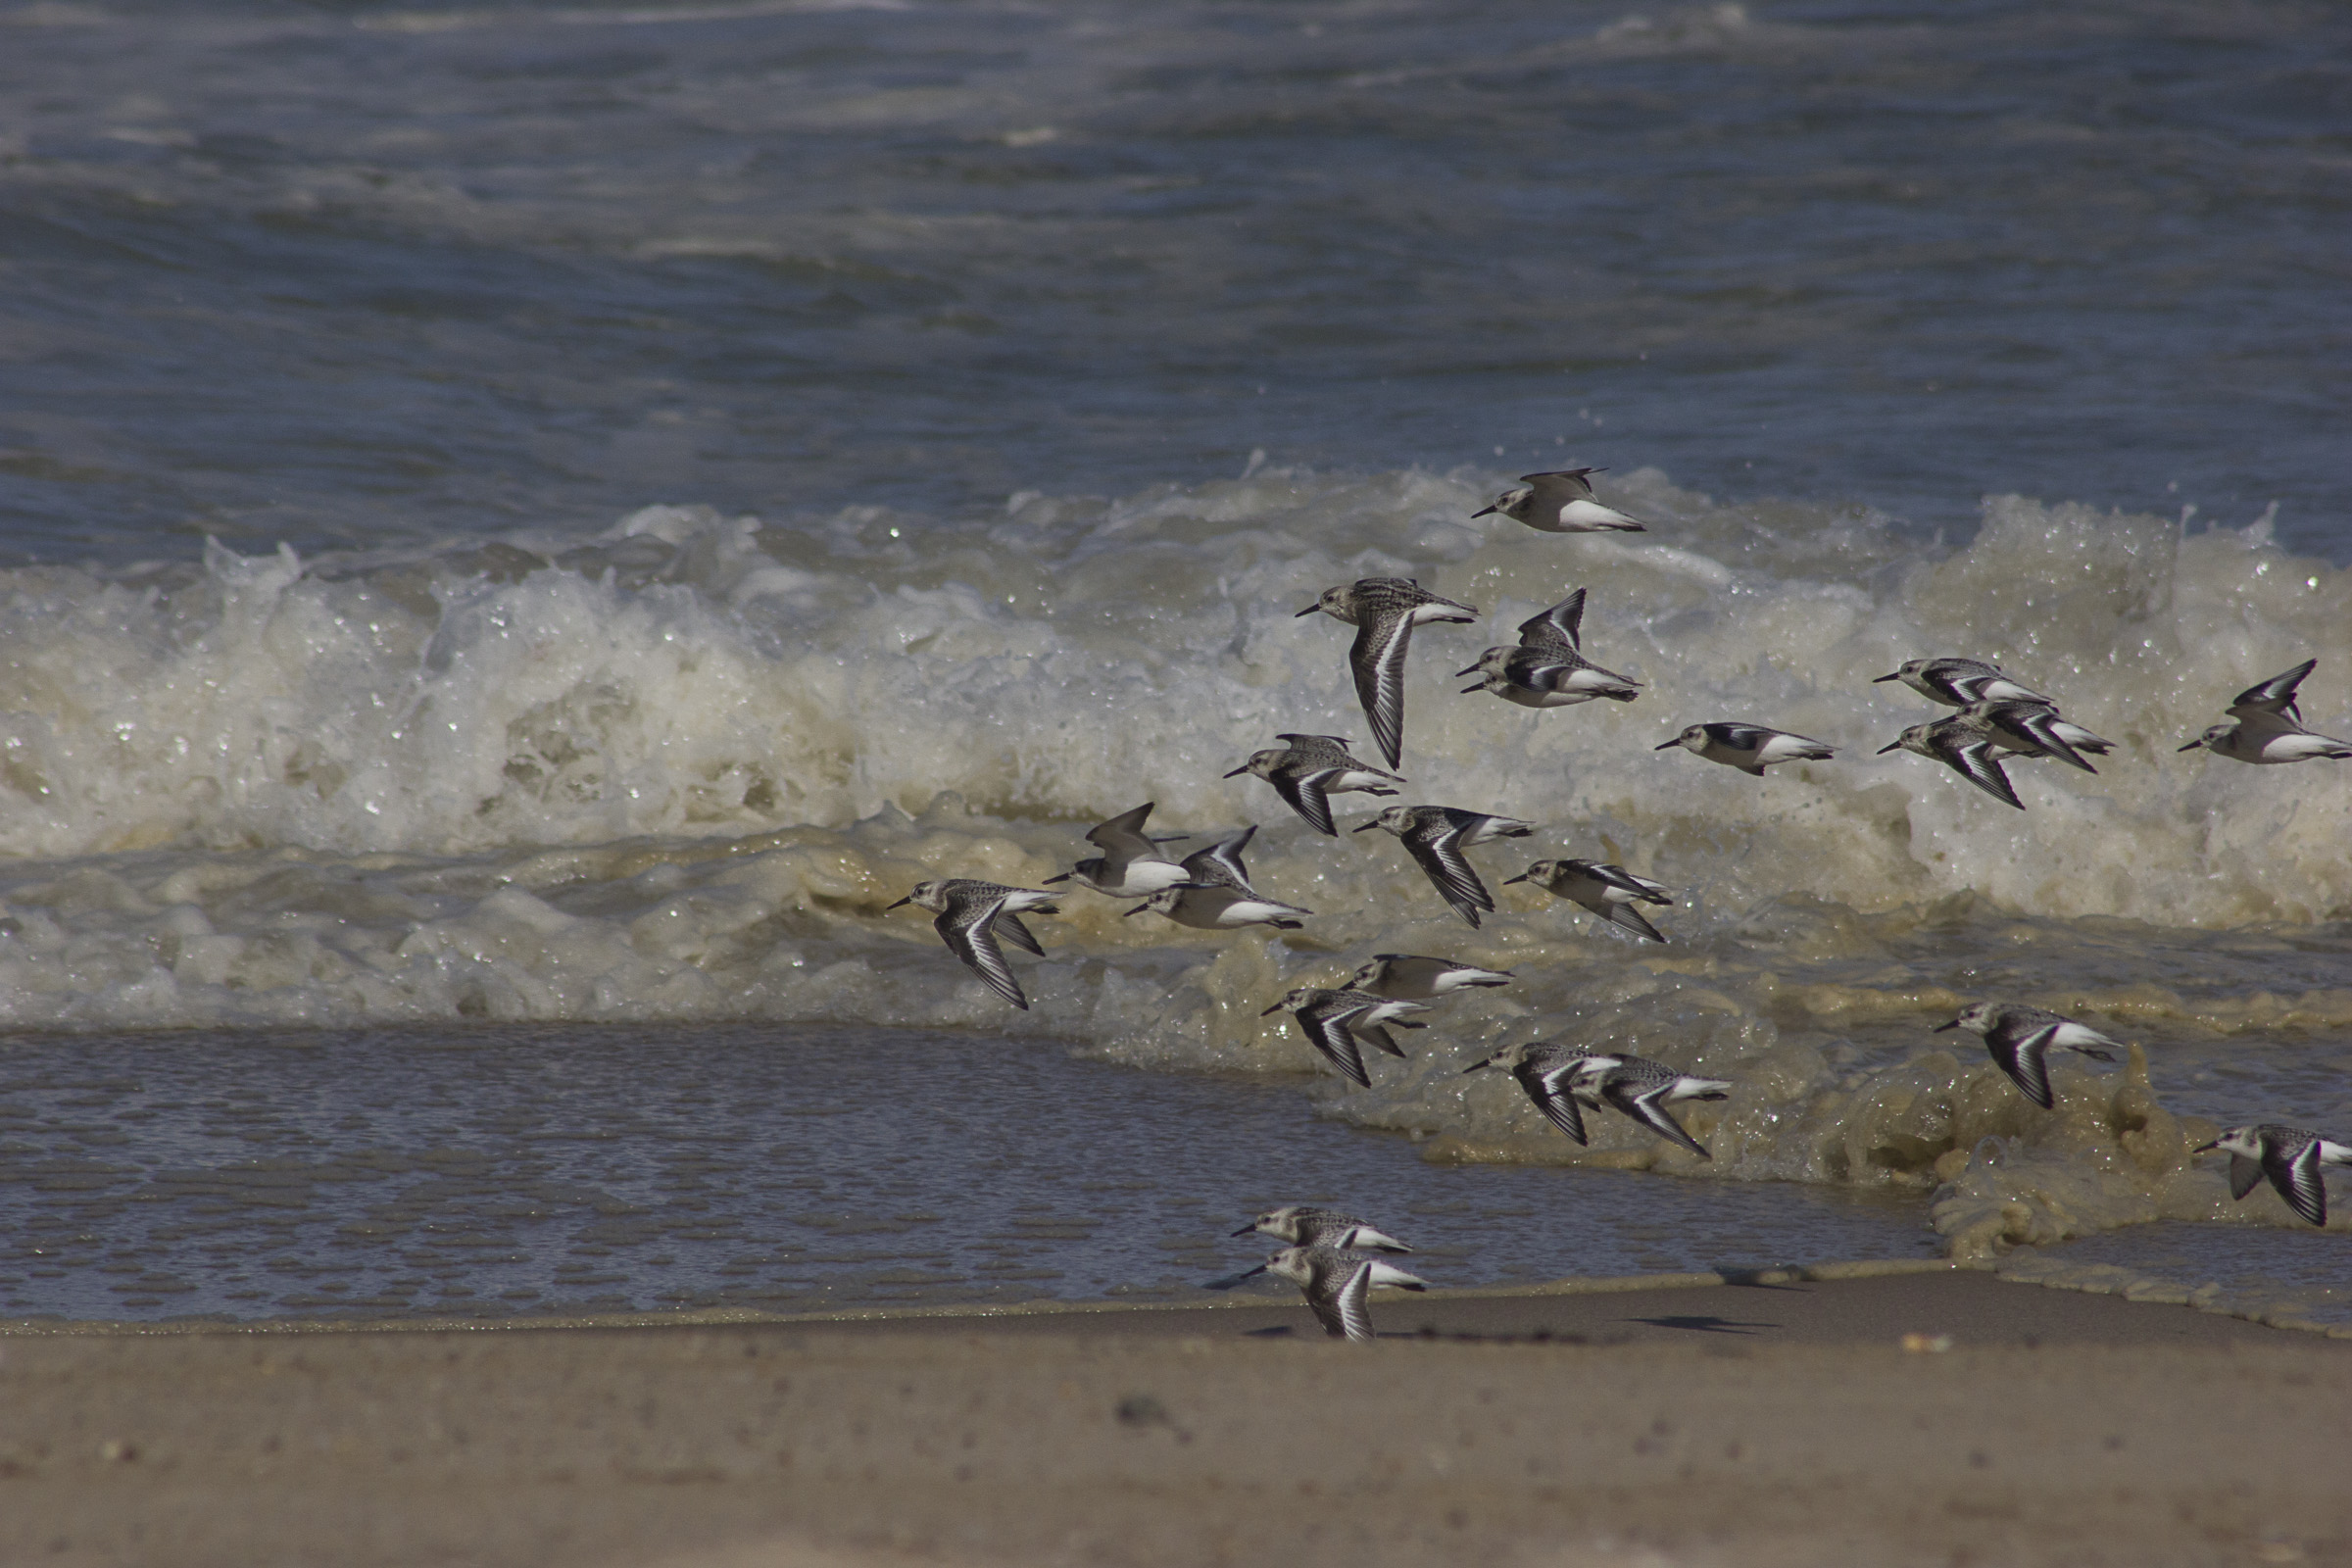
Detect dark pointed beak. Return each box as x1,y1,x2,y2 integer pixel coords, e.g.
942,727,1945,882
1501,871,1530,885
1123,904,1150,917
1471,505,1496,518
1877,741,1902,754
2177,738,2203,752
1460,1059,1493,1074
1872,671,1900,683
1351,819,1381,832
885,895,913,909
1259,1002,1287,1017
1295,603,1321,617
1652,739,1681,751
1222,764,1250,778
1043,871,1069,884
2190,1139,2219,1154
1459,684,1485,695
1932,1019,1961,1032
1454,663,1481,678
1230,1223,1258,1237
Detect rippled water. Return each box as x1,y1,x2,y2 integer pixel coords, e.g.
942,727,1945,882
0,1023,1935,1321
0,0,2348,1325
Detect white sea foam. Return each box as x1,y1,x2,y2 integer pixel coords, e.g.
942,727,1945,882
1,468,2346,1254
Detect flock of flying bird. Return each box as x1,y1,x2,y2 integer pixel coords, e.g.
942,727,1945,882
889,467,2352,1340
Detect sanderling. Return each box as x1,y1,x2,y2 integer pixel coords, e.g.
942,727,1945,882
1563,1054,1733,1159
1043,802,1191,898
2179,660,2352,763
1881,711,2023,808
1458,644,1642,708
1503,858,1674,943
1261,986,1430,1087
1959,699,2107,773
1354,805,1535,929
1656,722,1836,776
1124,825,1313,930
1231,1205,1413,1253
886,878,1061,1010
1246,1246,1431,1342
1348,954,1513,1000
1873,658,2051,708
1459,586,1642,707
1934,1002,2122,1109
1297,577,1479,768
1461,1040,1602,1144
1472,469,1646,534
1225,733,1403,837
2193,1125,2352,1228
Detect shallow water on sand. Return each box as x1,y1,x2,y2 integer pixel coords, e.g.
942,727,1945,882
0,1023,1936,1322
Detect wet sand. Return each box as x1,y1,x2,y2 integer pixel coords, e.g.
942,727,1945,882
4,1268,2348,1568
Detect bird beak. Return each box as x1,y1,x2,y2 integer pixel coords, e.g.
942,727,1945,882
1932,1019,1961,1032
1042,871,1068,884
1122,904,1150,916
1460,1059,1493,1074
1295,603,1322,617
885,894,913,909
1501,871,1529,885
1872,671,1900,683
1652,739,1681,751
1222,764,1250,778
1230,1223,1258,1237
1876,741,1902,754
1459,683,1486,695
1259,1002,1287,1016
1454,663,1482,678
2177,738,2203,752
1471,505,1496,518
1351,819,1381,832
2190,1139,2219,1154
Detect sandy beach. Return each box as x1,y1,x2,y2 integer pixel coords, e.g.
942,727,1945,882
6,1267,2348,1568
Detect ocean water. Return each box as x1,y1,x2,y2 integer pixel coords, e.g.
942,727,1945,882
1,0,2349,1326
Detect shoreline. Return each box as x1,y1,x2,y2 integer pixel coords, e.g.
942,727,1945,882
3,1268,2346,1568
8,1250,2348,1342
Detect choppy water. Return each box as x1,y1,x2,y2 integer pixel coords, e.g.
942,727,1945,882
1,0,2349,1325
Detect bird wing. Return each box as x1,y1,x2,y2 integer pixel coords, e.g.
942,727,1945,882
1274,766,1340,837
942,898,1027,1010
1588,862,1669,902
1403,821,1494,928
1317,1258,1377,1343
1995,1024,2060,1109
1605,1080,1712,1158
1933,732,2026,809
2228,1152,2266,1201
1601,902,1667,943
1523,1061,1591,1144
992,911,1046,957
1351,1021,1411,1059
1350,611,1417,768
1086,802,1159,858
1992,705,2098,772
2267,1138,2329,1227
1517,588,1587,651
1295,1002,1372,1088
1183,825,1257,892
2230,660,2315,722
1706,723,1777,750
